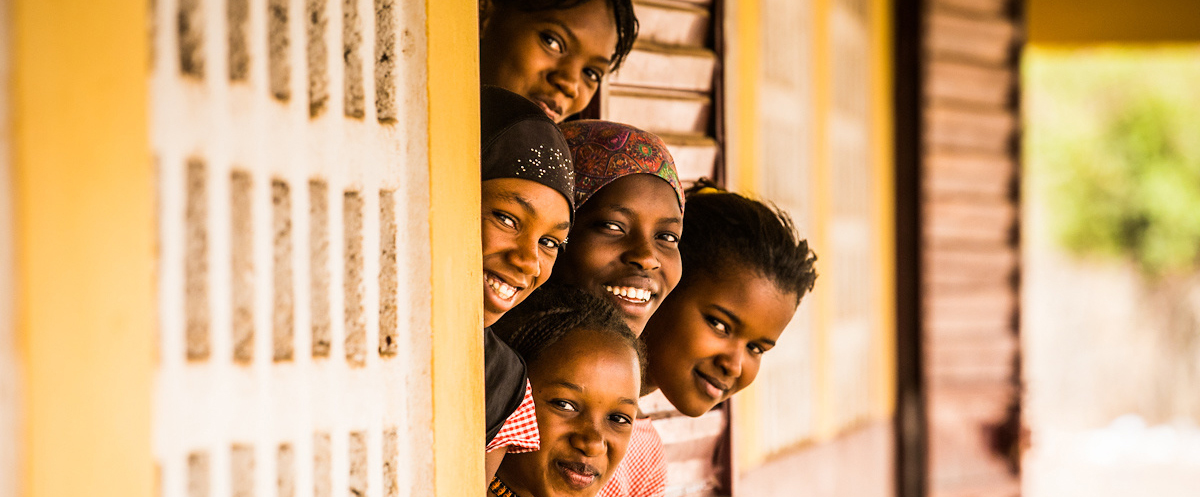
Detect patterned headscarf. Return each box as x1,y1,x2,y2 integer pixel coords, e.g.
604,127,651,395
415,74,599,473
559,120,685,213
481,86,575,220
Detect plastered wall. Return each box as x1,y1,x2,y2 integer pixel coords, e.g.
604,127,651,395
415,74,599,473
150,0,436,495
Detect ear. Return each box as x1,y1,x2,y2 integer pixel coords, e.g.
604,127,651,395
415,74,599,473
479,0,496,32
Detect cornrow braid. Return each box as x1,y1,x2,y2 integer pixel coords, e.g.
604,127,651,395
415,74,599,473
681,178,818,303
491,284,645,374
495,0,639,71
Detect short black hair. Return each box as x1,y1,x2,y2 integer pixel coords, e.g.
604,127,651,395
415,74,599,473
680,179,818,303
491,284,645,375
494,0,638,71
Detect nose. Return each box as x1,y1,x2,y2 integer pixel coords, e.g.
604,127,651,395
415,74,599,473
715,345,744,379
548,62,580,99
620,236,661,271
569,418,606,457
508,235,541,278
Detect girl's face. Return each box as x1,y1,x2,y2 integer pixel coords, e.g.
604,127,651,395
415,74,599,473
481,178,572,327
479,0,618,123
551,175,683,334
497,329,641,497
641,269,798,417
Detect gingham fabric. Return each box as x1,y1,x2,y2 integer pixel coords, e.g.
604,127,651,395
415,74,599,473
598,418,666,497
486,380,541,454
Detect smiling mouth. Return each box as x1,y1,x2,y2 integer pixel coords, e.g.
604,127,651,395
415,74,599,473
485,272,520,301
533,99,562,121
695,370,730,400
604,285,652,304
555,460,600,489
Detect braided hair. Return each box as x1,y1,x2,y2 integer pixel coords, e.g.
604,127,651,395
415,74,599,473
681,179,818,304
491,284,645,375
492,0,638,71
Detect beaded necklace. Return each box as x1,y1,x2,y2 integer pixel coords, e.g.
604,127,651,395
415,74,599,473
489,476,524,497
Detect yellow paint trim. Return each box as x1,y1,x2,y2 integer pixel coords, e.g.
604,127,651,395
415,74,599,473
426,1,483,495
14,0,154,495
1028,0,1200,44
871,0,897,420
809,0,836,441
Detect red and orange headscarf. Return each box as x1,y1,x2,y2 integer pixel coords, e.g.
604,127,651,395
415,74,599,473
559,120,685,213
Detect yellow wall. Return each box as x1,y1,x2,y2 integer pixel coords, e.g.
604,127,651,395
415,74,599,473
1028,0,1200,44
426,0,484,495
13,0,155,496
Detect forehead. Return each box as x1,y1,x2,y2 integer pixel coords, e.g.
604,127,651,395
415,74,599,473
520,1,618,53
578,174,682,219
529,329,639,389
684,271,797,338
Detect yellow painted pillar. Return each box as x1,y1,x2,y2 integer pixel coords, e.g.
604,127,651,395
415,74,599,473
809,0,836,440
870,0,898,419
13,0,155,496
426,0,484,495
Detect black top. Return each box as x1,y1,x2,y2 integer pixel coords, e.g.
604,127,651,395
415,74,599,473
485,326,527,444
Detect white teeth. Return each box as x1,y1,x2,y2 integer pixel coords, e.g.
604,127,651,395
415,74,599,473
487,274,518,300
603,285,651,303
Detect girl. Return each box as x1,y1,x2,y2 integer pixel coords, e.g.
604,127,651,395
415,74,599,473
602,182,818,497
480,86,576,474
490,285,646,497
551,120,686,334
479,0,638,122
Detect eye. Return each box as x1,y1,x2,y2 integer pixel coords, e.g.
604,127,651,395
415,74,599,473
747,342,767,356
657,232,680,244
550,399,577,412
597,221,624,233
539,236,563,250
540,32,564,54
493,211,518,229
608,413,633,426
583,67,603,84
705,316,728,336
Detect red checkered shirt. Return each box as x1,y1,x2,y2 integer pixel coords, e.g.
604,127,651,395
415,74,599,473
598,417,666,497
486,380,540,453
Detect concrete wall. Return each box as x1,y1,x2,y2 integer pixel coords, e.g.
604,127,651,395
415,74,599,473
149,0,441,495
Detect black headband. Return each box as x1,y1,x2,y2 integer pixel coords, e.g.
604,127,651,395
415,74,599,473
480,86,576,220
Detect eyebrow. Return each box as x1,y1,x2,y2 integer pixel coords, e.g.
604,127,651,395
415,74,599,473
543,17,613,67
606,205,683,226
712,304,777,347
552,381,639,406
494,190,536,216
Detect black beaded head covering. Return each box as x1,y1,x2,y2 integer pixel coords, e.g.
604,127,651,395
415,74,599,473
481,85,576,221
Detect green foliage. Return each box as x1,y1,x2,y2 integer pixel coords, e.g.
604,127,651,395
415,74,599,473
1025,48,1200,277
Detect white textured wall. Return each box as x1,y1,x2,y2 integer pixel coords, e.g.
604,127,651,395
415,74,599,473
0,0,20,493
151,0,434,495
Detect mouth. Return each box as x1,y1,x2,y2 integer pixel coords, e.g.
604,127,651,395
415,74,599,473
554,460,600,490
694,370,730,401
532,97,563,121
603,285,653,304
485,271,522,302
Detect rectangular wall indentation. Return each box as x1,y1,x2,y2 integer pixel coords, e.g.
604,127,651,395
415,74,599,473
268,0,291,100
306,0,330,117
343,0,365,118
373,0,396,121
313,433,332,497
178,0,205,77
277,443,296,497
231,171,255,363
186,159,211,361
187,451,210,497
309,180,331,357
378,190,398,356
343,191,366,366
228,0,249,81
273,180,295,361
231,444,255,497
348,431,368,497
383,428,399,497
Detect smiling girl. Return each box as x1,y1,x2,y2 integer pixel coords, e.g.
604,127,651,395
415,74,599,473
479,86,577,479
550,120,686,334
490,286,645,497
479,0,638,122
